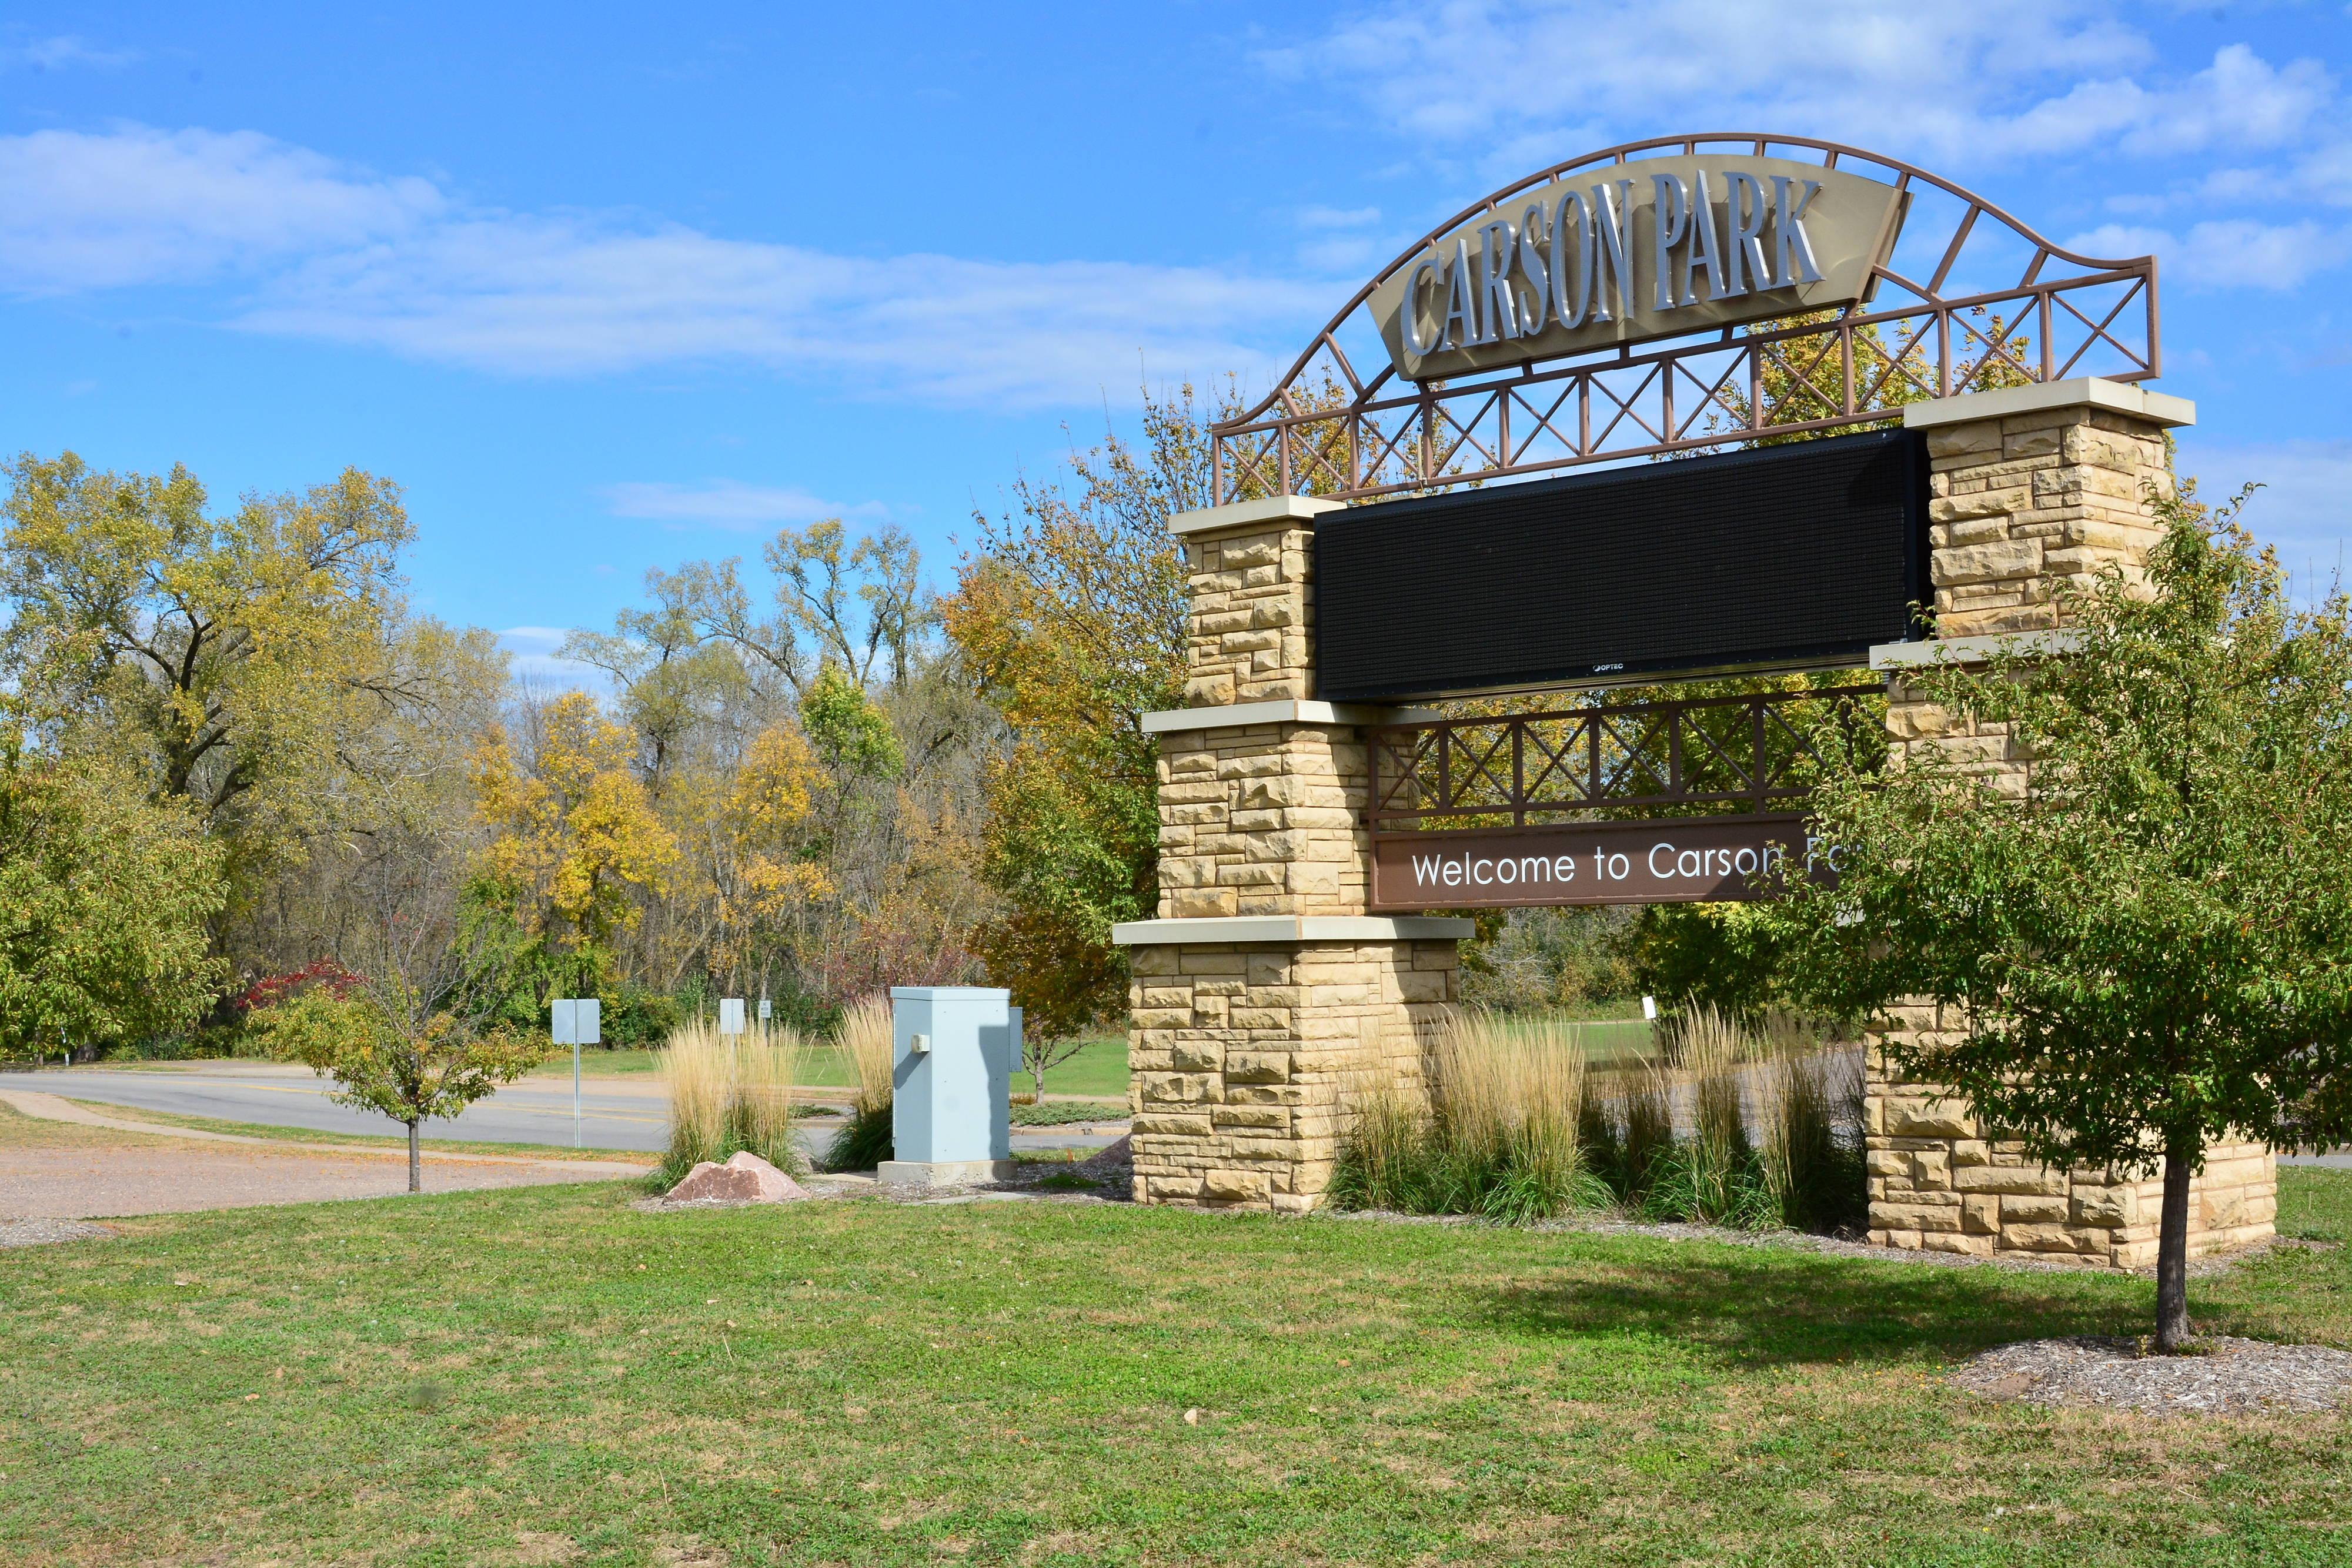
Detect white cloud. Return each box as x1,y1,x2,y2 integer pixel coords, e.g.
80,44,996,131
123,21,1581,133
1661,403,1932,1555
0,126,441,292
1264,4,2337,172
604,480,891,530
1,35,138,72
497,626,605,691
0,125,1325,407
2066,219,2341,289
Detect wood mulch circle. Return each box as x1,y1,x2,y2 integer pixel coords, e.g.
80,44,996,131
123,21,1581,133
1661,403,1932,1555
1953,1335,2352,1416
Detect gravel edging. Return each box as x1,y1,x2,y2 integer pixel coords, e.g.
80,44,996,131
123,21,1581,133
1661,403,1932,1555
1,1216,113,1248
1953,1335,2352,1415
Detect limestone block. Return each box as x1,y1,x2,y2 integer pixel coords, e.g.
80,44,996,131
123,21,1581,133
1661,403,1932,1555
1997,1225,2107,1256
1884,1097,1976,1138
1133,1114,1214,1136
1999,1195,2069,1225
1930,486,2033,526
1201,1168,1268,1202
1962,1195,2000,1234
1218,533,1287,569
1952,1165,2066,1196
1169,1040,1222,1072
2071,1186,2136,1228
1927,424,2004,459
1140,1073,1218,1104
1875,1201,1963,1233
1922,1232,1994,1256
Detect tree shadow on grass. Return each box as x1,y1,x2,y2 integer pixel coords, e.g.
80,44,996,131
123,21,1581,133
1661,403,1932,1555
1482,1242,2150,1369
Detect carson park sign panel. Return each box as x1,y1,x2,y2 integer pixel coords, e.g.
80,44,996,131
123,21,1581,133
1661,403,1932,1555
1371,152,1909,381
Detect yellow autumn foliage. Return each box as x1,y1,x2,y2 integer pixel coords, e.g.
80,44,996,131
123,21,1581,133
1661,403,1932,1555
471,692,678,955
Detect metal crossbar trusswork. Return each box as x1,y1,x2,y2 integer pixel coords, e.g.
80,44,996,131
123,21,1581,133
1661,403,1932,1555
1366,687,1882,835
1214,134,2159,503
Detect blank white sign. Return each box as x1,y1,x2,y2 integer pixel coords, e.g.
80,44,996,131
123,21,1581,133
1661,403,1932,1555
550,998,602,1045
719,998,746,1035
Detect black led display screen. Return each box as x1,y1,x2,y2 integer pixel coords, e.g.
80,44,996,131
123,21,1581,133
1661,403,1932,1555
1312,429,1927,701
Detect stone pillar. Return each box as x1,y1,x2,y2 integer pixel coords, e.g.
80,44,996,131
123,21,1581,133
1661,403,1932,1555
1115,495,1469,1213
1866,378,2276,1265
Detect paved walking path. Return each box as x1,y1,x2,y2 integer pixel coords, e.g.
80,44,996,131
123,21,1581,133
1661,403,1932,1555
2,1063,1127,1155
0,1089,651,1219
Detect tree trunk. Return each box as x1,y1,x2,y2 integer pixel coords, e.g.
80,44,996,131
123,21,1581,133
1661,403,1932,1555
2154,1139,2195,1353
406,1120,422,1194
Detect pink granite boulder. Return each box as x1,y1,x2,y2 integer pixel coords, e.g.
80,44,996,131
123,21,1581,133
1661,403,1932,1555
665,1151,810,1205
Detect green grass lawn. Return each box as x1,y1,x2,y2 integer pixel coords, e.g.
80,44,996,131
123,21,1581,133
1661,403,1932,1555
5,1168,2350,1564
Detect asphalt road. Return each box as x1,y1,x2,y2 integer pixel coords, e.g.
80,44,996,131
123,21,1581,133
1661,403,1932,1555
11,1063,1124,1156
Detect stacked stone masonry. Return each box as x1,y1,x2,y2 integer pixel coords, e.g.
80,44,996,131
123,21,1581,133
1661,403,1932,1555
1926,406,2174,637
1128,939,1457,1212
1155,723,1372,918
1181,520,1315,705
1870,1033,2276,1266
1870,391,2276,1266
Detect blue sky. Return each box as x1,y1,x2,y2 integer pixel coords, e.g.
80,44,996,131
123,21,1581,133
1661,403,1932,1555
4,2,2349,681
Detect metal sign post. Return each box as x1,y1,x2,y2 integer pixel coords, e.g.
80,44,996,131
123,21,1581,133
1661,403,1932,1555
550,998,602,1149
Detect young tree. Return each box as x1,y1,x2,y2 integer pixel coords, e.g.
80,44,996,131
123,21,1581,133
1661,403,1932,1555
1778,489,2352,1350
0,753,225,1061
253,981,542,1192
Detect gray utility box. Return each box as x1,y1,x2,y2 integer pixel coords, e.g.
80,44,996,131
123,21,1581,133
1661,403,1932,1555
877,987,1023,1188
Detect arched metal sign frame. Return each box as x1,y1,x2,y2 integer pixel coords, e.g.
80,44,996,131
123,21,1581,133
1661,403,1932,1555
1213,133,2160,504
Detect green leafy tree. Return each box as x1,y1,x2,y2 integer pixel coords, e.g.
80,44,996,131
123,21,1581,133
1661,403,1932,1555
800,662,904,781
1778,488,2352,1350
1628,903,1787,1021
253,984,542,1191
0,753,225,1061
943,386,1212,1076
0,452,412,897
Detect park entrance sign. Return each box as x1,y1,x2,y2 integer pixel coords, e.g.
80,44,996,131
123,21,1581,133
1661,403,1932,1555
1371,152,1909,381
1111,131,2269,1270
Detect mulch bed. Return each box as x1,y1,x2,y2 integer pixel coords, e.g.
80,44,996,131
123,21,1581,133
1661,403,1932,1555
1953,1335,2352,1416
1,1216,113,1248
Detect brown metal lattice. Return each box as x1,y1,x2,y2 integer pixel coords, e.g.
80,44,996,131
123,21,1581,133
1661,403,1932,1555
1366,687,1882,836
1214,133,2160,503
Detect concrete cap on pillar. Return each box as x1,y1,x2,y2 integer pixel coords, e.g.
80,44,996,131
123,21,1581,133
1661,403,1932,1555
1902,376,2194,430
1168,494,1346,537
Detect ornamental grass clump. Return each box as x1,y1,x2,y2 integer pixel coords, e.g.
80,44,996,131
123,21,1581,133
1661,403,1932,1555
821,994,896,1171
1578,1005,1865,1232
656,1019,809,1187
1331,1011,1606,1222
1759,1044,1867,1233
1662,1005,1769,1226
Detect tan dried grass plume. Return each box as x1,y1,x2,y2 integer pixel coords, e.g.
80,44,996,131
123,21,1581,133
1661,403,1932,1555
836,994,896,1116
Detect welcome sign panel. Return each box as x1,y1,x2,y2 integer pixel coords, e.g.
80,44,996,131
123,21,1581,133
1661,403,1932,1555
1369,815,1818,910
